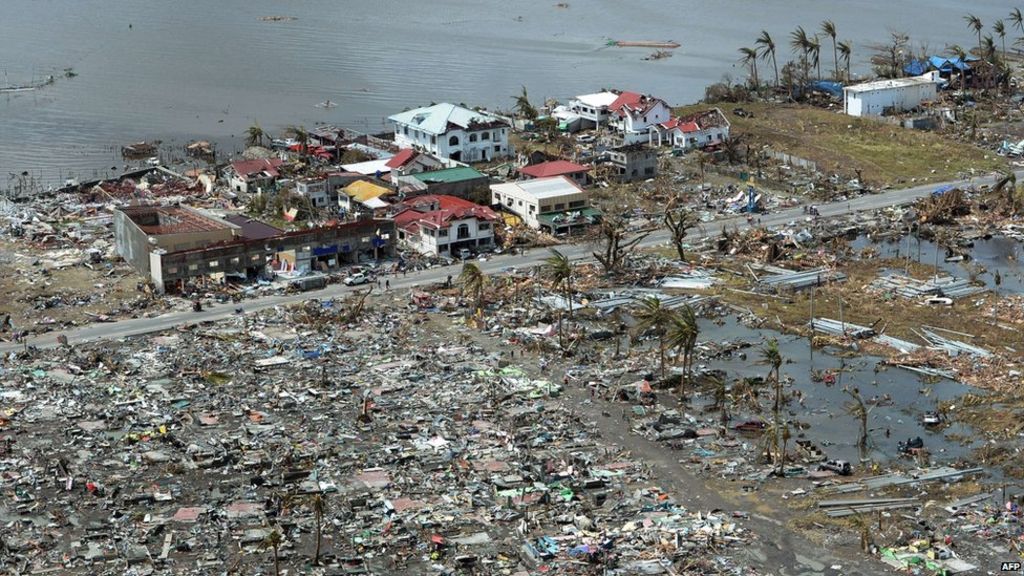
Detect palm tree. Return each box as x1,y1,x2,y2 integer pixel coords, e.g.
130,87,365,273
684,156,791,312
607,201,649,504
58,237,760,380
755,30,780,87
246,122,266,148
821,20,839,80
311,493,326,565
666,305,699,400
789,26,812,85
965,14,983,56
837,40,853,82
457,261,487,315
261,529,283,576
995,19,1008,58
512,86,538,120
843,387,870,453
1011,8,1024,40
707,375,729,427
738,47,760,88
808,35,822,80
780,424,792,475
759,338,783,472
634,296,676,380
287,125,310,160
542,249,574,319
982,34,998,62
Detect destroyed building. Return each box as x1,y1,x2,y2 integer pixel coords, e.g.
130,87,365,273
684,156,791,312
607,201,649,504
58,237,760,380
114,205,395,292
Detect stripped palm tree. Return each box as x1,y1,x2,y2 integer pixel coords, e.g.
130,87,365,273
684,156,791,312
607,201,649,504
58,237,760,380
947,44,969,89
821,20,839,80
789,26,812,84
965,14,984,56
995,19,1008,58
759,338,783,471
634,296,676,380
738,47,760,88
982,34,998,64
843,387,871,454
261,529,283,576
458,261,487,315
837,40,853,82
755,30,780,87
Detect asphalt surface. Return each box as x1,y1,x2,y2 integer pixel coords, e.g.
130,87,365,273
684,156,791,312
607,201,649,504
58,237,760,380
1,169,1013,354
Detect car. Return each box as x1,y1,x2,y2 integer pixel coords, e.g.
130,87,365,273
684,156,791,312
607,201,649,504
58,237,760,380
343,273,370,286
819,460,853,476
576,134,596,143
458,248,472,260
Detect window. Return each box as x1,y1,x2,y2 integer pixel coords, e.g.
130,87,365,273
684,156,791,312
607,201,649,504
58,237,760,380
554,203,565,211
528,205,536,214
229,257,240,265
569,200,585,208
478,222,490,230
541,205,551,212
449,135,460,146
361,236,370,243
166,267,178,274
493,145,500,152
403,126,408,135
457,224,470,240
481,131,489,140
208,260,219,269
644,167,655,176
439,229,448,237
431,135,436,144
517,199,523,206
469,134,477,142
188,263,199,272
492,131,499,140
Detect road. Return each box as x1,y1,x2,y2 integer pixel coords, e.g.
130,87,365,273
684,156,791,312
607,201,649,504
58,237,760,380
1,170,1012,354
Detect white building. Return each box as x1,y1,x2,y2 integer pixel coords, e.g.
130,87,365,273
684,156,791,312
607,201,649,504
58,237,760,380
392,195,498,257
490,176,599,234
568,91,620,128
843,72,942,117
608,92,672,145
389,103,511,163
651,108,731,149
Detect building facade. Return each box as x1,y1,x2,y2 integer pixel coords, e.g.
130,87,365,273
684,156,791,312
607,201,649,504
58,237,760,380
388,103,511,163
843,72,942,117
490,176,598,234
392,195,497,257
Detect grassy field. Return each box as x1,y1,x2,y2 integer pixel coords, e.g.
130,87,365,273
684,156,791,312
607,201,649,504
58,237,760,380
675,102,1005,187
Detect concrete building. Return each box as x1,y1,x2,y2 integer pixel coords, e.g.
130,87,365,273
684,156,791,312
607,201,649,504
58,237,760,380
392,195,498,257
388,103,511,163
225,158,285,193
340,180,392,215
608,92,672,145
393,166,491,203
490,176,600,234
652,108,731,149
843,72,942,117
603,145,658,182
567,91,620,129
295,172,364,209
114,205,394,293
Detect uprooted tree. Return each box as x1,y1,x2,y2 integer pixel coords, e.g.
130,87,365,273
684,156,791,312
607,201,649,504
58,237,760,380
591,214,653,273
663,198,700,261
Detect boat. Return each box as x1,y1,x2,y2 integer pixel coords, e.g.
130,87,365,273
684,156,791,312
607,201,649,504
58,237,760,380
922,412,943,426
315,100,337,109
610,40,680,49
121,141,159,159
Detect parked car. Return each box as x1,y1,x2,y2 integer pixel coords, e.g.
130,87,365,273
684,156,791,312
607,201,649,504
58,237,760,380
818,460,853,476
343,273,370,286
458,248,472,260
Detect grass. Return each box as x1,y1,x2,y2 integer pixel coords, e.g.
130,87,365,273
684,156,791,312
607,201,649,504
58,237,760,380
674,102,1005,188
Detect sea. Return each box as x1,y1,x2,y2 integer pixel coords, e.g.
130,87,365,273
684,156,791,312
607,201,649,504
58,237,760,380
0,0,1015,190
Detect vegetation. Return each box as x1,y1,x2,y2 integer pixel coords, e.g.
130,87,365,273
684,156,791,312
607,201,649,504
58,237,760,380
512,86,539,120
457,262,487,315
246,122,266,148
759,338,784,474
634,296,675,380
666,305,699,400
591,214,651,273
755,30,780,88
662,199,699,261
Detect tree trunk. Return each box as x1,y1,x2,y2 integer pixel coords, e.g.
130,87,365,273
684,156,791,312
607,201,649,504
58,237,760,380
659,332,666,380
273,545,280,576
772,53,780,87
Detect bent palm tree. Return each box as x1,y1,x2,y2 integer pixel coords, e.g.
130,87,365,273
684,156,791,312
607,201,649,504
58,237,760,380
246,122,266,148
512,86,538,120
543,249,574,319
837,40,853,82
1012,8,1024,39
756,30,780,87
737,45,761,87
808,35,822,80
965,14,983,55
458,261,487,315
821,20,838,80
634,297,676,380
759,338,783,471
995,19,1008,58
790,26,811,83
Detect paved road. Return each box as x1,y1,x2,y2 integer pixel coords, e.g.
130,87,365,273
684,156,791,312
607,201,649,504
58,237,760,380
1,170,1013,354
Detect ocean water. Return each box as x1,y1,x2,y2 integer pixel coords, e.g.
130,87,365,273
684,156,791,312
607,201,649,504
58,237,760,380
0,0,1015,188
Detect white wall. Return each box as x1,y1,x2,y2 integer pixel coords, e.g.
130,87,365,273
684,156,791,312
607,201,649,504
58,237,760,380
393,123,510,162
845,81,937,117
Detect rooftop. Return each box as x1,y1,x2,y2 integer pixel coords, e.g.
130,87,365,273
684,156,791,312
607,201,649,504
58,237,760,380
384,149,418,169
223,214,283,241
343,180,391,202
844,72,942,94
120,206,235,236
412,166,487,184
520,160,590,179
491,176,586,201
393,194,497,231
229,158,284,178
574,91,620,108
388,103,507,135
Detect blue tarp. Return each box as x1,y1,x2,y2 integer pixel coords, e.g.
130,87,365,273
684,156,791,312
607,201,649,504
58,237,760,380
932,185,955,196
929,56,970,72
904,59,929,76
807,80,843,98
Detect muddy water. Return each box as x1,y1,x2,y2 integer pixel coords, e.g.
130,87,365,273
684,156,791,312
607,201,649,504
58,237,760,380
696,317,981,464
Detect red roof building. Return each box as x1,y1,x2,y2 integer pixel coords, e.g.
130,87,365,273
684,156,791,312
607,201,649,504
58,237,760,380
385,148,418,170
519,160,590,185
391,195,498,257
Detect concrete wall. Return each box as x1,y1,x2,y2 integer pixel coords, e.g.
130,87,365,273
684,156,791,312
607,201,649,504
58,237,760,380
113,209,153,275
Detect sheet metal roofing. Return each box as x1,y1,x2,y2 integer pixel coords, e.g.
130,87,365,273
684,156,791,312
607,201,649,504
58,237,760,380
491,175,585,200
388,103,506,135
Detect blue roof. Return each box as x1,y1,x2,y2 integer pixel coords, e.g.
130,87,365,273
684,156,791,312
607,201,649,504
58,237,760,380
928,56,970,72
904,59,929,76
